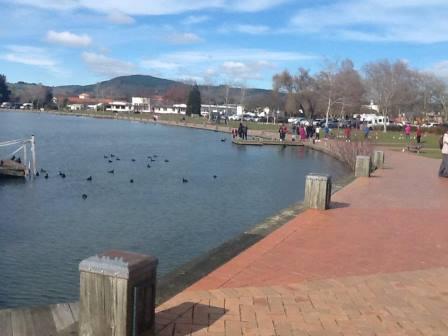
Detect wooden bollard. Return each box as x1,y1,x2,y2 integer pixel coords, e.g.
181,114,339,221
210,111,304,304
355,155,371,177
304,174,332,210
79,250,158,336
373,150,385,169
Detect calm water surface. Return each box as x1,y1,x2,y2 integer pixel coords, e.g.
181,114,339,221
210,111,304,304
0,111,348,308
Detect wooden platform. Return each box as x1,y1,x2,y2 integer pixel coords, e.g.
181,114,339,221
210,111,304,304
232,138,304,146
0,159,27,177
0,302,79,336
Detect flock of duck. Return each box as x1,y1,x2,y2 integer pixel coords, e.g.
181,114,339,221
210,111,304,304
36,152,219,200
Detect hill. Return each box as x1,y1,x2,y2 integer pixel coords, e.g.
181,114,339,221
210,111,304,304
9,75,275,109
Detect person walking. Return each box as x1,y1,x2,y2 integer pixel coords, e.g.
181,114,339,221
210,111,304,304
404,124,412,144
439,128,448,177
315,126,320,140
363,126,370,139
416,126,422,144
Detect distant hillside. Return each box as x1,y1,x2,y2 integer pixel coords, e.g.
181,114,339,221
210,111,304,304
9,75,275,108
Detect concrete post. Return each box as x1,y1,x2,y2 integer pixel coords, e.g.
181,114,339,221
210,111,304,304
304,174,332,210
355,155,371,177
79,250,158,336
373,150,385,169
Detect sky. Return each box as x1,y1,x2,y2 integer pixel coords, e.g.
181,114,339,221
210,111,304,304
1,0,448,89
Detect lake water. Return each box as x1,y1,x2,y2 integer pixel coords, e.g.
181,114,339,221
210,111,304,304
0,111,348,308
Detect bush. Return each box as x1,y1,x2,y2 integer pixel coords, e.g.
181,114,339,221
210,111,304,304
326,140,374,171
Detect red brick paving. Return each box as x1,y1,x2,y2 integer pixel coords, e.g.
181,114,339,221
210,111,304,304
155,149,448,335
188,150,448,290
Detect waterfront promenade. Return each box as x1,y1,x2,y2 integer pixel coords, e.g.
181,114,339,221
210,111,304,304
154,150,448,335
1,147,448,335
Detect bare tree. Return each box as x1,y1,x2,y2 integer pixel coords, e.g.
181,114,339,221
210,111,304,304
363,60,418,132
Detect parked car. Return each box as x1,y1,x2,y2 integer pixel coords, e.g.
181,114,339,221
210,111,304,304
228,114,241,121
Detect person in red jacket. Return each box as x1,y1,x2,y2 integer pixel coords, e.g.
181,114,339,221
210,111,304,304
416,126,422,144
344,126,351,142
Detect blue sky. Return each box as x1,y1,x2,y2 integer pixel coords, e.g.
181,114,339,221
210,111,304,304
1,0,448,89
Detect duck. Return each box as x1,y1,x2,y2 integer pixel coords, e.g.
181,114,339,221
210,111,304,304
221,138,226,142
44,173,49,179
147,164,151,168
150,158,155,162
110,154,115,158
40,168,47,173
213,175,217,179
182,178,188,183
116,157,120,161
153,154,158,158
86,176,92,181
130,179,134,183
108,169,114,174
104,155,109,159
35,171,39,177
131,159,136,162
60,173,66,178
108,160,113,163
82,194,88,200
164,159,169,163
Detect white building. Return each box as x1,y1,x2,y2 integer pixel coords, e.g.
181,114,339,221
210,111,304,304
132,97,151,113
107,101,133,113
154,106,177,114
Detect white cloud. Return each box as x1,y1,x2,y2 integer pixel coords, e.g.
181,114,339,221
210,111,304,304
430,60,448,79
140,59,180,70
222,24,271,34
165,32,203,44
141,48,315,84
0,45,60,72
182,15,209,25
290,0,448,43
107,10,135,24
8,0,287,15
46,30,92,47
81,52,136,77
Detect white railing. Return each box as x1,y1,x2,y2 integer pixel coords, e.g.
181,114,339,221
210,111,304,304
0,135,37,177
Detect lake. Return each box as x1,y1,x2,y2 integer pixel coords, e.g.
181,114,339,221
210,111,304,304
0,111,349,308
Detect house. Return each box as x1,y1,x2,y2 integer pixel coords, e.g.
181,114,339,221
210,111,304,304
132,97,151,113
107,101,133,113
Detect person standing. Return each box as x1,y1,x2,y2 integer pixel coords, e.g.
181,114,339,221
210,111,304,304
363,126,370,139
439,128,448,177
404,124,412,144
315,125,321,140
344,126,351,142
243,124,248,140
416,126,422,144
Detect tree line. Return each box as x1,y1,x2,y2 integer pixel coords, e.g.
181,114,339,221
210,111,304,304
272,59,448,125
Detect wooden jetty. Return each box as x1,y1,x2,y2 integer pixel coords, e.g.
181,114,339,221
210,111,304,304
0,135,37,178
232,138,304,146
0,159,27,177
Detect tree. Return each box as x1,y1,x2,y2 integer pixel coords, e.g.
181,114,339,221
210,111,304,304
186,84,201,116
363,60,418,132
0,74,11,103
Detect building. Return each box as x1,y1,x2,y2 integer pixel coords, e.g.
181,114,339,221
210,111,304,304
132,97,151,113
107,101,133,113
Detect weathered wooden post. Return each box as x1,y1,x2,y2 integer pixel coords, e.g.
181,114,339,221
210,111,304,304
373,150,385,169
355,155,371,177
79,250,158,336
304,174,332,210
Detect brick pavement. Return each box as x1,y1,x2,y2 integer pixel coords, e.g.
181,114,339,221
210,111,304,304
155,150,448,335
155,267,448,335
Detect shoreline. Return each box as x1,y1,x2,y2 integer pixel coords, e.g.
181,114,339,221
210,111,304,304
0,109,355,310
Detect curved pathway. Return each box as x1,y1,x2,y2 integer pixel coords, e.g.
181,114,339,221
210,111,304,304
156,149,448,335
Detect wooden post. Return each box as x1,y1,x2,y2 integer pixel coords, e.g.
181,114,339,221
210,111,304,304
355,155,371,177
79,250,158,336
373,150,385,169
304,174,332,210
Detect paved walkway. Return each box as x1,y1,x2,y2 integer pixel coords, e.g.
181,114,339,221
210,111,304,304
157,150,448,335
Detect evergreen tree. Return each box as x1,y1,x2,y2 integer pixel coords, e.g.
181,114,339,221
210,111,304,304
186,84,201,116
0,74,11,103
